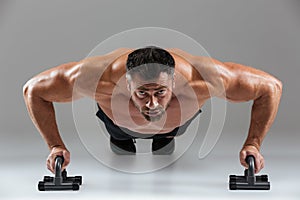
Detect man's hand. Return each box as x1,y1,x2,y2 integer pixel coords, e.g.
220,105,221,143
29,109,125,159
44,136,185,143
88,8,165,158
47,146,70,174
239,145,265,174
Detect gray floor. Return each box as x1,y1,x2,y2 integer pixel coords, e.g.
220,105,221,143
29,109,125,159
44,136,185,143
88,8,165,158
1,131,299,200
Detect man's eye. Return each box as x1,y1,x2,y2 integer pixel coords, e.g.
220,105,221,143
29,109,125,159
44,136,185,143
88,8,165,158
138,91,146,95
157,90,166,95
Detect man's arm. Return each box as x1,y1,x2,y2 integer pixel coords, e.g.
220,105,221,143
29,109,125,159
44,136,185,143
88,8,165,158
23,48,132,173
169,48,282,172
222,62,283,173
23,62,82,173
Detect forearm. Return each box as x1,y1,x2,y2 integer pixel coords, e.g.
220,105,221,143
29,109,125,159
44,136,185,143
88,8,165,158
24,95,66,150
243,85,282,150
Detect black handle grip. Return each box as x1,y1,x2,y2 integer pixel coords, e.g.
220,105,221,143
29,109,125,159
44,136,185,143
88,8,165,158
55,156,64,178
246,155,255,174
55,156,64,164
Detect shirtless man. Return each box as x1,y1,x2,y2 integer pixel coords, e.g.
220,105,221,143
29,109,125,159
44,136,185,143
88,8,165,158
23,46,282,174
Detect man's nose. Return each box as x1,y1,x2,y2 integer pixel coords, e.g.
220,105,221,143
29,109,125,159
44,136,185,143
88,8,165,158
146,96,159,109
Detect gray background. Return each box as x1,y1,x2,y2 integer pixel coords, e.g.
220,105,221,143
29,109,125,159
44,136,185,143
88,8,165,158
1,0,299,135
0,0,299,199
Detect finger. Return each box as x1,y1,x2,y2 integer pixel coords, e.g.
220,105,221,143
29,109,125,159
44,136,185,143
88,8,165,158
62,151,70,171
261,158,265,169
63,150,70,162
50,155,56,173
239,150,248,168
256,157,265,173
46,159,52,173
47,157,55,174
252,154,262,174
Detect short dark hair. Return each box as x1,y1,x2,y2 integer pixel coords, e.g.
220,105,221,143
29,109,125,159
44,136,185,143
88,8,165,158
126,46,175,80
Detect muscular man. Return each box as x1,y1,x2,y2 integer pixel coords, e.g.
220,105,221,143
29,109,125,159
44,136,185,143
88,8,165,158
23,46,282,174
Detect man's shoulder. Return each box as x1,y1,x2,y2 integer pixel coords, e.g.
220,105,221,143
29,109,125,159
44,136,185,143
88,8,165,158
167,48,213,68
77,48,132,76
80,48,133,66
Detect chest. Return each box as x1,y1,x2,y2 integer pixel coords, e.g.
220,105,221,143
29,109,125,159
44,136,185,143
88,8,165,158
97,93,201,134
94,74,206,133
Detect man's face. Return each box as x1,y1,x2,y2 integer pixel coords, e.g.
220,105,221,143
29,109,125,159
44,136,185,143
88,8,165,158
127,72,174,122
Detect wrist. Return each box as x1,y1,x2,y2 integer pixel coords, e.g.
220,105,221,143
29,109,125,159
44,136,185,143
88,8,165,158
49,144,66,150
243,143,260,151
243,136,262,151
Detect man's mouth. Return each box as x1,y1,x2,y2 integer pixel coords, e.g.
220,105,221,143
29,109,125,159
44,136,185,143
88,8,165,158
145,110,161,116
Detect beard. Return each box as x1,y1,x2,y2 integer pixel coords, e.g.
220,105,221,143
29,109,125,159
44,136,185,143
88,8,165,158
141,106,165,122
132,99,171,122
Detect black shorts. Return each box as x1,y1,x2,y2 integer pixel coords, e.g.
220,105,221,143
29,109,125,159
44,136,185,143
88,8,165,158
96,104,201,140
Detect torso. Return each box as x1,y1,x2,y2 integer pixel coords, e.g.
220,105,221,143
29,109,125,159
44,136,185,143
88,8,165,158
91,48,210,134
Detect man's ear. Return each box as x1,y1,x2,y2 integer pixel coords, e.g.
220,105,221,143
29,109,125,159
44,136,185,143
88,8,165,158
126,79,131,91
172,73,176,88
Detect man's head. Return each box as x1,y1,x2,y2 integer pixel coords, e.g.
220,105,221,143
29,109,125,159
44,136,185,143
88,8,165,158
126,46,175,122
